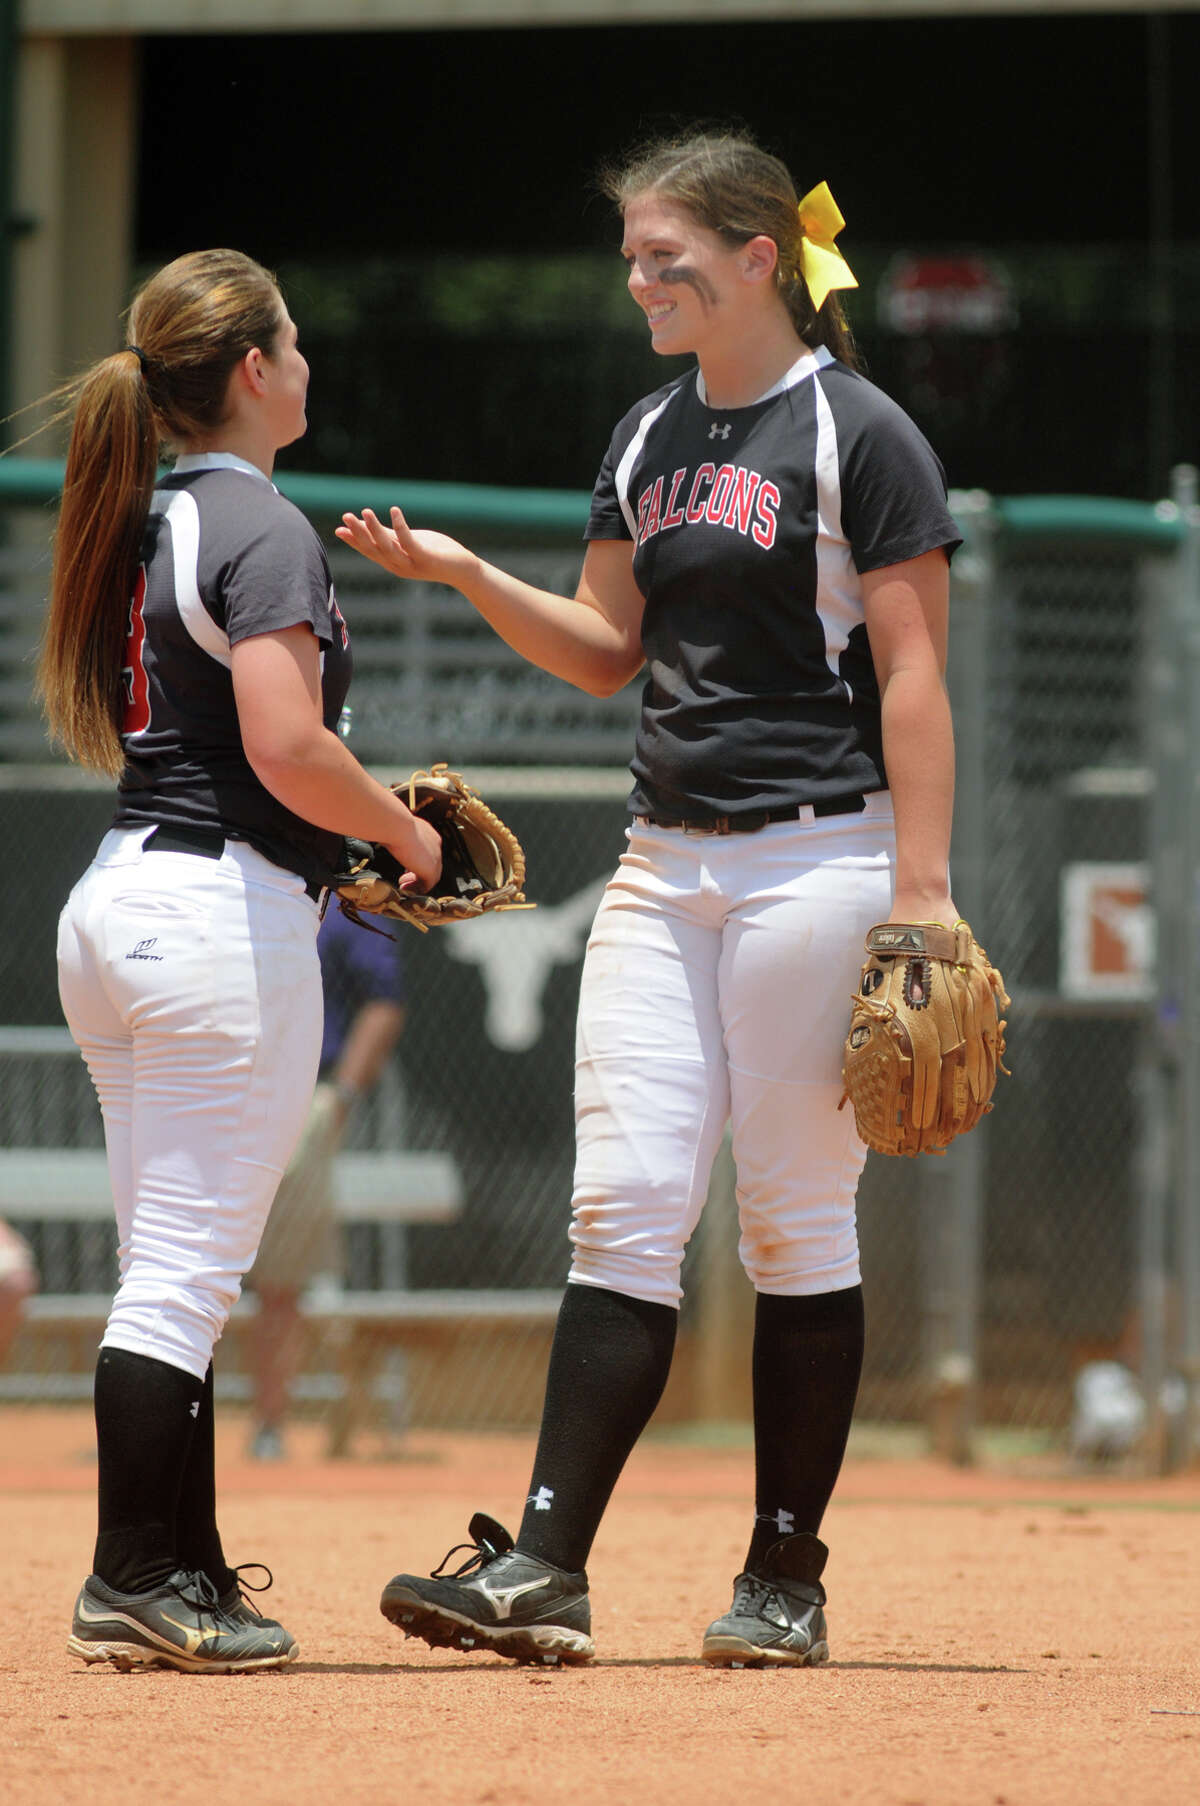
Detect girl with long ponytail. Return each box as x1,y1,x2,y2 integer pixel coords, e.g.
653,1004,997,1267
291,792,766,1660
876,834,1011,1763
48,249,442,1675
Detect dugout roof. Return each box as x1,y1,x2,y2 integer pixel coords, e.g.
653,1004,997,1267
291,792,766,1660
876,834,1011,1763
21,0,1200,30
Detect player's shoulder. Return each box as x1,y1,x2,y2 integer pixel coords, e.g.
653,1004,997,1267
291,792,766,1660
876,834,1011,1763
157,467,326,558
607,370,694,447
815,357,937,450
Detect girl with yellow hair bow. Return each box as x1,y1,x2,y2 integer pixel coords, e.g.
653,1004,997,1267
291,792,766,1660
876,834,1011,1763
340,125,963,1677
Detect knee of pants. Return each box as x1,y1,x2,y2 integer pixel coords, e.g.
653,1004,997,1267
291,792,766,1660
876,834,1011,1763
568,1149,709,1309
737,1222,863,1295
729,1072,868,1293
735,1157,865,1294
102,1271,241,1383
568,1059,726,1310
567,1234,686,1309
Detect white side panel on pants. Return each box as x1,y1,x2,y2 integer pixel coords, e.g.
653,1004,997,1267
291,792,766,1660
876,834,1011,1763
56,827,323,1380
569,797,896,1306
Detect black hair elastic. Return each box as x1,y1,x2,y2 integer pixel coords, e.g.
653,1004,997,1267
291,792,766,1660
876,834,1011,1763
127,345,150,374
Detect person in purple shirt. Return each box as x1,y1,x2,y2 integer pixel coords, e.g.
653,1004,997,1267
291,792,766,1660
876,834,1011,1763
246,905,406,1459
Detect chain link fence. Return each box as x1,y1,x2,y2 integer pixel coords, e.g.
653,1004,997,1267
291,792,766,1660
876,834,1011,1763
933,482,1200,1466
1,462,1198,1465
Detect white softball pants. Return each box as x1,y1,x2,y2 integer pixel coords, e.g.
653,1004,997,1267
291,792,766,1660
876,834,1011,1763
56,826,323,1381
568,795,896,1306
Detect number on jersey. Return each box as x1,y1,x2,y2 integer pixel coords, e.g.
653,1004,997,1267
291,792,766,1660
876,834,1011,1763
122,565,151,735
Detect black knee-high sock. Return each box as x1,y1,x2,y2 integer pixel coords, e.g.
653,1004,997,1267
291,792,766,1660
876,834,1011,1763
516,1283,678,1574
173,1363,236,1596
745,1286,865,1574
92,1347,204,1593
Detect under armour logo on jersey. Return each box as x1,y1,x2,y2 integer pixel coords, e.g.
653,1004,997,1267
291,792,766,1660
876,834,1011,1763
189,1400,200,1418
708,422,732,440
125,937,163,962
756,1507,795,1535
527,1486,554,1512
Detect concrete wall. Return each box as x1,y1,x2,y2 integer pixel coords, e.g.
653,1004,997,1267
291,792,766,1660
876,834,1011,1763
11,35,137,446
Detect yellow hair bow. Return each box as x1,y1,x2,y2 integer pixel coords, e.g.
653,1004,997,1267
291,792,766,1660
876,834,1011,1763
797,181,858,312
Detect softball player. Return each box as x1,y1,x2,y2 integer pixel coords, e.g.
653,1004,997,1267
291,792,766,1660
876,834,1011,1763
340,129,961,1668
40,249,441,1673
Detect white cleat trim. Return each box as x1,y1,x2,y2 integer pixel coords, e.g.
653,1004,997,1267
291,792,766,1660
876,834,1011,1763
700,1632,830,1670
382,1591,594,1663
67,1631,297,1673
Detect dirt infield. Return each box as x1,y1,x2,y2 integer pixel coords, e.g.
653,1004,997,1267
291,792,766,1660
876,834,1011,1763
3,1407,1199,1806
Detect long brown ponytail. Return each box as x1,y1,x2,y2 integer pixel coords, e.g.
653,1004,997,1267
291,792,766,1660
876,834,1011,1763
598,129,862,371
37,249,285,775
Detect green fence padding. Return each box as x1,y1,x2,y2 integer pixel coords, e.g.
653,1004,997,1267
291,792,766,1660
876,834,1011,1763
0,457,592,542
993,493,1184,547
0,456,1186,549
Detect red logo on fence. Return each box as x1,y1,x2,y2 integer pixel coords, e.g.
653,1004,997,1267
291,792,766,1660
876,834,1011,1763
1060,863,1154,1000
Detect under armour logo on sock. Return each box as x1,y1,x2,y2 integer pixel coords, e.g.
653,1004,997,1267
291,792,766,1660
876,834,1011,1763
527,1485,554,1512
756,1507,794,1534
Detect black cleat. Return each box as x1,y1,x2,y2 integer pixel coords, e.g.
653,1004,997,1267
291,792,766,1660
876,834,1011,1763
68,1567,298,1673
701,1531,831,1669
217,1563,298,1659
381,1512,594,1666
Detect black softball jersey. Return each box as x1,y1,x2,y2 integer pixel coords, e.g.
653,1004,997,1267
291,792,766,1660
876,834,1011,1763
113,452,352,887
585,345,962,822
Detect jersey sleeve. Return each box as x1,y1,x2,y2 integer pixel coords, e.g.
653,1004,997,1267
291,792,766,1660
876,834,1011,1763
837,392,963,575
584,379,685,543
219,500,335,646
585,435,632,543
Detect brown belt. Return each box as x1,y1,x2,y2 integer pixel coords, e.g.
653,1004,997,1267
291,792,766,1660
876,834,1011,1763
634,794,869,836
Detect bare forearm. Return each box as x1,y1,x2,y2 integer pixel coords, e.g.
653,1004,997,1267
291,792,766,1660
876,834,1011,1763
333,1001,405,1098
251,727,426,860
880,668,955,908
454,555,638,695
335,511,644,697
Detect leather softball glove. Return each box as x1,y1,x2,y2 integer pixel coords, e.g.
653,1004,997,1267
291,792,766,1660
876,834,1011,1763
839,921,1010,1157
330,764,532,935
